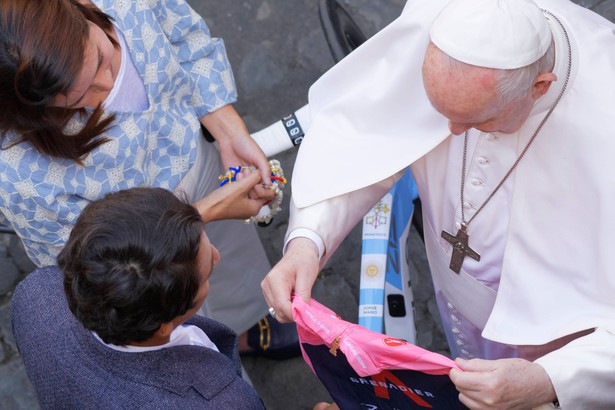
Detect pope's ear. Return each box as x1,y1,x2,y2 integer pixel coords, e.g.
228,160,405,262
532,72,557,99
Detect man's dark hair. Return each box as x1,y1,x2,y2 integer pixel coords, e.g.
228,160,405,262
58,187,205,345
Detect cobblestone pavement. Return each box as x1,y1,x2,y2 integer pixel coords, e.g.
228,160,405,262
1,1,613,409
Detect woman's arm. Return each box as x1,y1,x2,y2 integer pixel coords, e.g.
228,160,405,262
200,105,272,186
151,0,238,117
151,0,272,186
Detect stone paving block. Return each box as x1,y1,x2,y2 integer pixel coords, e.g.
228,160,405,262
0,303,17,356
312,273,359,323
574,0,607,9
8,237,36,276
0,260,19,296
342,0,407,38
237,43,286,95
0,359,39,410
243,353,331,410
594,0,615,18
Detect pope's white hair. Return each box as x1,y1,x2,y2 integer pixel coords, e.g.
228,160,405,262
437,41,556,105
496,41,556,104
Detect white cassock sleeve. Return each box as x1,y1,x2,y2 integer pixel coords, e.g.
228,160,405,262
285,170,405,268
535,328,615,409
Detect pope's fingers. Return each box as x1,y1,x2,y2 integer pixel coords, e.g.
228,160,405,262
261,258,296,323
261,274,294,323
262,237,320,322
293,267,314,304
456,393,484,410
449,362,489,393
451,377,489,410
455,357,492,371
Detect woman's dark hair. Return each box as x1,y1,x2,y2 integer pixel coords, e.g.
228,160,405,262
0,0,117,161
58,188,206,345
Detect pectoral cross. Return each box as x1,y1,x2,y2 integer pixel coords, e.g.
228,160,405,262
441,224,480,274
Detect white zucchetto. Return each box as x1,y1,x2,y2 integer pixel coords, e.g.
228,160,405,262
430,0,552,69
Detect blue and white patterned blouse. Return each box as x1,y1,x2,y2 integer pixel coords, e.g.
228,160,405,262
0,0,237,266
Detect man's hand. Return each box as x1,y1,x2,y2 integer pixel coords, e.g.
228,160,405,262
449,357,557,409
194,172,269,222
261,237,321,322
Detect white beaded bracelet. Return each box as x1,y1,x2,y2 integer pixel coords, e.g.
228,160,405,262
217,159,286,225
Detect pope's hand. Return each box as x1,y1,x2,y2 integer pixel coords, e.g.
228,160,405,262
449,357,557,410
261,237,320,322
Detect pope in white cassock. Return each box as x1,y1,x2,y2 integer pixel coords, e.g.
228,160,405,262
261,0,615,408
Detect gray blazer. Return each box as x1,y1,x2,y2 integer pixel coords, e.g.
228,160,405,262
11,266,265,409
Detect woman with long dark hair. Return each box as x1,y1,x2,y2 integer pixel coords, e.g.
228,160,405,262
0,0,296,357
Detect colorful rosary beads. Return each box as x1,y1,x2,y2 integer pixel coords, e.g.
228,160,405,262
217,159,286,225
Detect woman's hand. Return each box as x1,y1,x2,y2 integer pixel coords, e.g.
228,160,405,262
193,171,269,223
201,105,272,193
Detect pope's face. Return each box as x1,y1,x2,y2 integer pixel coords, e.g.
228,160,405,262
422,44,535,135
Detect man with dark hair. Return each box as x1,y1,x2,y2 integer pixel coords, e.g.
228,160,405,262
12,186,265,408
